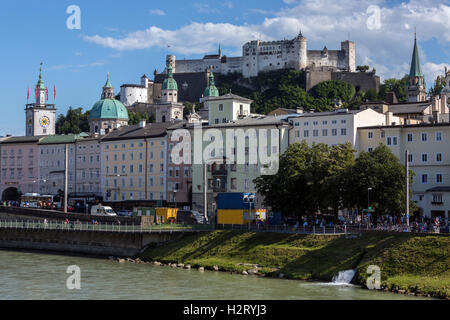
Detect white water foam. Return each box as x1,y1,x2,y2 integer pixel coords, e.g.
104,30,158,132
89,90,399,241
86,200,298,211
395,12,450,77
331,269,357,285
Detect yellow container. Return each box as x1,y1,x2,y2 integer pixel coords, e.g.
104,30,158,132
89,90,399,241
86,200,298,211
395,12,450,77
217,209,245,225
156,208,178,223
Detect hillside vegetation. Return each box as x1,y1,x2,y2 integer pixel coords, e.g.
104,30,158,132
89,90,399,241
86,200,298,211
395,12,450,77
140,231,449,299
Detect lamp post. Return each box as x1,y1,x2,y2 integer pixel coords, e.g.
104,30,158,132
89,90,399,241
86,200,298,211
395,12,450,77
367,187,373,226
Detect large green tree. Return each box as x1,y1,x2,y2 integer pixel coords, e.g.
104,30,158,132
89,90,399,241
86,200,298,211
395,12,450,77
342,145,416,216
254,142,355,217
428,75,446,96
56,107,90,134
378,76,408,102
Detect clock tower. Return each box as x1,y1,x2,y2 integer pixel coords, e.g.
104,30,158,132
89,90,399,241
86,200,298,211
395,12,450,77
25,63,56,136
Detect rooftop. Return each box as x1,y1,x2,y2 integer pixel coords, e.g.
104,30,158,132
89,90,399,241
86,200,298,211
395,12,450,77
101,122,177,141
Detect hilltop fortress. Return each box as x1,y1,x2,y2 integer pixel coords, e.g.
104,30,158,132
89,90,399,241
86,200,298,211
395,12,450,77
167,31,356,78
120,32,378,106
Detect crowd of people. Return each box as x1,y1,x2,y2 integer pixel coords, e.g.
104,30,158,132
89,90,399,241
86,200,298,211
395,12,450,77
282,213,449,234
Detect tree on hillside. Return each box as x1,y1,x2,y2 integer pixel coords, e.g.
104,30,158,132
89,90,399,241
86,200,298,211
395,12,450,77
342,145,416,216
56,107,90,134
128,111,153,125
309,80,356,105
378,76,408,102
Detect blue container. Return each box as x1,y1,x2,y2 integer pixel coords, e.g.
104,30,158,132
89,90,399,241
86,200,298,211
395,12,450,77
217,193,255,210
268,211,282,226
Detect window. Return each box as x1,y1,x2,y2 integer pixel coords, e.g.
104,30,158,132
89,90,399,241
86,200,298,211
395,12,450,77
407,133,413,142
368,132,374,139
322,129,328,137
332,129,337,136
313,130,319,137
421,133,427,142
436,153,443,163
432,194,443,203
421,174,428,184
435,132,442,141
341,119,347,124
215,119,219,124
436,174,443,184
304,130,309,138
421,153,428,163
218,104,224,111
341,128,347,136
313,121,318,126
322,121,328,125
408,154,413,163
386,136,398,146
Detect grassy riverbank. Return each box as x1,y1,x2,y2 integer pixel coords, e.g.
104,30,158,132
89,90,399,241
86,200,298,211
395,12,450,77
139,231,449,299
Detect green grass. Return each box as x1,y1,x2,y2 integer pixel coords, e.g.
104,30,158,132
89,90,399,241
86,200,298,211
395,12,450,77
139,231,450,298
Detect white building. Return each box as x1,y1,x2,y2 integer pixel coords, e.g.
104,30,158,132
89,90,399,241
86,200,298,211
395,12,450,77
288,108,396,149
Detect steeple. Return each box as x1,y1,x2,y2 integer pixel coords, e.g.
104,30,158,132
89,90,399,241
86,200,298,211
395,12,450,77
409,32,424,78
36,62,47,106
204,70,219,98
407,32,427,103
37,62,45,90
162,63,178,103
218,43,222,57
101,73,115,99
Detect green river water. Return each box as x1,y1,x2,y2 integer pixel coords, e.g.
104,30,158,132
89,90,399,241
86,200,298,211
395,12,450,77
0,250,428,300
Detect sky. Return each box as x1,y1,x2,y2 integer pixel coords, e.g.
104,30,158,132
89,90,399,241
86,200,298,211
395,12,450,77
0,0,449,136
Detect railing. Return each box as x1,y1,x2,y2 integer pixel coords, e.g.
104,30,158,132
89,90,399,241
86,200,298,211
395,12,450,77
215,224,347,235
0,219,446,235
0,220,214,234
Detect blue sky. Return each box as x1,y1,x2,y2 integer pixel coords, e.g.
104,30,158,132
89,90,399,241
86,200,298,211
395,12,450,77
0,0,449,136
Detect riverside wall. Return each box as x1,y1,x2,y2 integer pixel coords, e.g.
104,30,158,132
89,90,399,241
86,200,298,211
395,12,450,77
0,227,187,257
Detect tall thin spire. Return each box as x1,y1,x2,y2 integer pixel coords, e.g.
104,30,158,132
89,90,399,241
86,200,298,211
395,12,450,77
37,62,45,89
409,31,423,77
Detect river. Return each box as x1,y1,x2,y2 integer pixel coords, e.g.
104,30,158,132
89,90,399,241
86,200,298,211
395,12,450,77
0,250,428,300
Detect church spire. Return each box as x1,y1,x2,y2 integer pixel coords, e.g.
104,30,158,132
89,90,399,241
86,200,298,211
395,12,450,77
409,31,423,77
101,73,115,99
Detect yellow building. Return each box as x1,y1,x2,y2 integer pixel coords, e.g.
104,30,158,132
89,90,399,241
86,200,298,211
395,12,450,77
358,123,450,219
100,121,173,203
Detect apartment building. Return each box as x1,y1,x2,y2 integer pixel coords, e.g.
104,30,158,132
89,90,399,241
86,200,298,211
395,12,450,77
100,121,171,204
0,136,42,200
166,121,193,207
191,116,291,216
288,108,394,149
37,135,84,196
75,137,102,196
358,123,450,219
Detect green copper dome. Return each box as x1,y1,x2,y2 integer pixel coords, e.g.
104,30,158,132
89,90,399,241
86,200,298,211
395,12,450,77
204,73,219,97
162,64,178,91
89,99,129,120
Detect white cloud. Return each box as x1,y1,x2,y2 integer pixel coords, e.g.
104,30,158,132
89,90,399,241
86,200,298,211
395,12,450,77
83,0,450,83
424,62,448,85
149,9,166,16
222,2,234,9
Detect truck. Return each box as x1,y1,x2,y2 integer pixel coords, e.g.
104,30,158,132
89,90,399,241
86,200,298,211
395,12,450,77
91,205,117,217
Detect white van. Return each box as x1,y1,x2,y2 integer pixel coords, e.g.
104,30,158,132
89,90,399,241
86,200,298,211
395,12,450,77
91,205,117,217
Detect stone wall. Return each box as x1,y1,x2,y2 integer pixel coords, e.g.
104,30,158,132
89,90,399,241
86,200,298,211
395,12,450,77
0,227,185,257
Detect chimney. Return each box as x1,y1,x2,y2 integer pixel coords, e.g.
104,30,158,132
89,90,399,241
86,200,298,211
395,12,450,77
296,108,304,114
385,92,398,105
385,112,393,125
139,119,146,128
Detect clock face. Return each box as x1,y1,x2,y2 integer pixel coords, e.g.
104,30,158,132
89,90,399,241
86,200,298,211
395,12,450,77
40,116,50,128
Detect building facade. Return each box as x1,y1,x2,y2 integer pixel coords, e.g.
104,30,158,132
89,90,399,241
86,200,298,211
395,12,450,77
37,135,82,196
75,137,102,196
288,108,392,149
0,136,42,200
358,123,450,219
100,121,171,204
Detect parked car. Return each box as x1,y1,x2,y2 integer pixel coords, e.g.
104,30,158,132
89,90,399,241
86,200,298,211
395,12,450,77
117,210,132,217
177,210,204,224
91,205,117,217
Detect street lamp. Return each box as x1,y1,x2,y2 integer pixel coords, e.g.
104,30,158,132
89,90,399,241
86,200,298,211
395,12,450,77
367,188,372,210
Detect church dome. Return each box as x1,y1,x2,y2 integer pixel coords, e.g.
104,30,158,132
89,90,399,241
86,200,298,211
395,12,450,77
89,99,129,120
162,64,178,91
